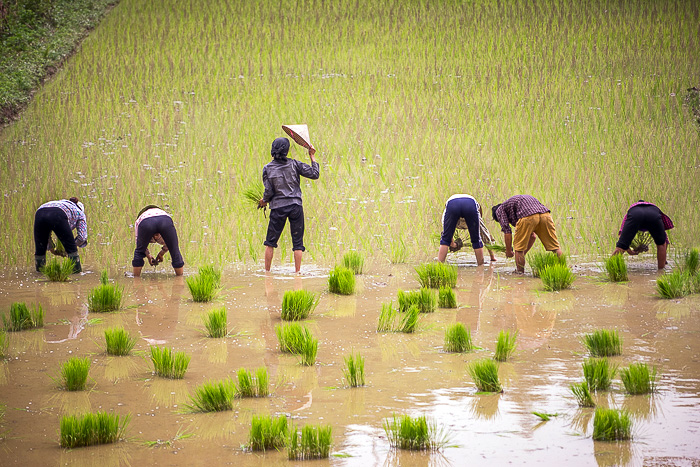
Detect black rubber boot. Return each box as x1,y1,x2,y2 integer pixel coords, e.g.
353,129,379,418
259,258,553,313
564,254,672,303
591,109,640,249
35,255,46,272
68,253,82,273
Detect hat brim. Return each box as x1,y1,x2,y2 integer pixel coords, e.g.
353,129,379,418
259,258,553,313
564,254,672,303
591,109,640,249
282,125,312,150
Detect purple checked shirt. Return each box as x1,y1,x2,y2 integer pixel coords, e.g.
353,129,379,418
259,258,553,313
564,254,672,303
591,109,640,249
494,195,550,234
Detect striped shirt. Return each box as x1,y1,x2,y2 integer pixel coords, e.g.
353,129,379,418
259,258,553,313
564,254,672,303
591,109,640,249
619,202,674,234
135,208,171,239
37,200,88,247
494,195,550,234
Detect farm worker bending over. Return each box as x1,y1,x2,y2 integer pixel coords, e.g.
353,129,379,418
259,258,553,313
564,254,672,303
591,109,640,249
491,195,563,273
34,197,87,273
438,194,496,264
132,205,184,277
612,200,673,270
258,137,319,273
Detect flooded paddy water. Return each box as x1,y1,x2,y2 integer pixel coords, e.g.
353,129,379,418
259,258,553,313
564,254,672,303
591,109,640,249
1,259,699,466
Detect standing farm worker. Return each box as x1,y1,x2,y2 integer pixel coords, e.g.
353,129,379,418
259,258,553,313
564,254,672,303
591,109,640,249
132,205,184,277
438,194,496,264
258,137,319,273
33,197,87,273
491,194,563,273
612,200,673,270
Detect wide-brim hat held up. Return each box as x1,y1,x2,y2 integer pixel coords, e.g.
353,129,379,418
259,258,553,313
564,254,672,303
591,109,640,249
282,124,313,150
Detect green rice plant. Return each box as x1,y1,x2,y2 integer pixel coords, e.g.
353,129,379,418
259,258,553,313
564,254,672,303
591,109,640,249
443,323,472,353
281,290,318,321
532,412,558,421
275,323,314,354
493,330,518,362
100,269,109,285
186,267,222,302
40,257,75,282
415,262,457,289
582,329,622,357
604,254,628,282
583,358,617,391
248,415,288,451
149,346,190,379
341,251,364,274
236,367,269,397
104,327,137,356
629,231,652,254
2,302,43,331
87,280,124,313
656,270,691,298
528,252,567,278
202,306,227,337
255,366,269,397
397,305,420,333
186,378,236,412
468,358,502,393
60,412,130,448
620,363,657,395
300,335,319,366
377,302,399,332
570,381,595,407
397,288,436,313
486,243,507,253
383,414,448,451
343,352,365,387
328,266,355,295
539,263,575,291
680,248,700,275
0,330,7,358
592,408,632,441
61,357,91,391
389,239,408,264
287,424,332,460
438,286,457,308
51,236,67,256
242,182,265,208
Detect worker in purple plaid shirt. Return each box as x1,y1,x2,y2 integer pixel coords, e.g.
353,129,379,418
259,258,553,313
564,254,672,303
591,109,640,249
612,200,673,270
491,195,563,273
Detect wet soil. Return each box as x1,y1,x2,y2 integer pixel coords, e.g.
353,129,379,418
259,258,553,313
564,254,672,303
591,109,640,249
0,260,699,466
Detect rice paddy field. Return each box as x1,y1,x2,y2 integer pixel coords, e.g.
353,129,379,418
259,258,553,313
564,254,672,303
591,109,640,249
1,0,699,465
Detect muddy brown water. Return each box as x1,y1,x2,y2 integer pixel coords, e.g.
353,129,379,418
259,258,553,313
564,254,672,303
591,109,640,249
0,259,699,466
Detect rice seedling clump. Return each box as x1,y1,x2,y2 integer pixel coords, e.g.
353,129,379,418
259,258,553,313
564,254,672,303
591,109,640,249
604,255,628,282
528,252,567,278
494,330,518,362
539,264,575,291
341,251,364,274
383,414,448,451
61,357,91,391
248,415,288,451
343,352,365,387
281,290,318,321
149,346,191,379
438,286,457,308
629,232,652,254
570,381,595,407
443,323,472,353
40,257,75,282
592,408,632,441
0,331,7,358
620,362,657,395
680,248,700,275
60,412,130,448
656,270,691,299
104,327,137,356
186,378,236,412
582,329,622,357
415,262,457,288
397,288,436,313
377,302,399,332
468,359,502,393
582,358,617,391
287,424,332,460
236,367,269,397
328,266,355,295
186,266,222,302
203,306,227,337
2,302,43,331
87,276,123,313
275,323,318,364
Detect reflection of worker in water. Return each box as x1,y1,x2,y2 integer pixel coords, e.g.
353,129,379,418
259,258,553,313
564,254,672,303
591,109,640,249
612,200,673,270
438,194,495,264
33,197,87,273
258,137,319,273
492,195,563,274
132,205,184,277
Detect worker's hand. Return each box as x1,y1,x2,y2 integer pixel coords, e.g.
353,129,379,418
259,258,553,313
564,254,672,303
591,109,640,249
505,250,514,258
147,256,157,266
156,252,165,264
258,199,268,209
308,146,316,157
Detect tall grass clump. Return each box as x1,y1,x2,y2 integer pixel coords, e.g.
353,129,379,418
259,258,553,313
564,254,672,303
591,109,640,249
540,264,574,291
328,266,355,295
398,288,436,313
443,323,473,353
236,367,269,397
582,358,617,391
342,251,364,274
656,270,691,299
468,359,502,393
604,255,628,282
582,329,622,357
415,262,457,288
61,357,91,391
620,363,657,395
383,414,448,451
186,266,222,302
40,257,75,282
2,302,43,331
287,424,332,460
570,381,595,407
248,415,288,451
104,327,137,356
494,330,518,362
592,408,632,441
438,286,457,308
343,352,365,387
60,412,130,448
87,274,123,313
149,346,190,379
203,306,227,337
281,290,318,321
186,378,236,412
529,252,567,278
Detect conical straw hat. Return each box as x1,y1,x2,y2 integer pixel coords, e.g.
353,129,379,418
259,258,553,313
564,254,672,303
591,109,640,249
282,124,312,150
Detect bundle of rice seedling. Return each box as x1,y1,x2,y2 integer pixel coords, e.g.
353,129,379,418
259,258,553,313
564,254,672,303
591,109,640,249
287,424,332,460
415,262,457,288
604,255,628,282
528,252,567,278
629,231,652,254
242,183,265,209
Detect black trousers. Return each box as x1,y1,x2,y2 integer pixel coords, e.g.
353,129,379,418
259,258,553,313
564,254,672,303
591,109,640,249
132,216,185,268
34,207,77,256
617,205,666,249
264,204,305,251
